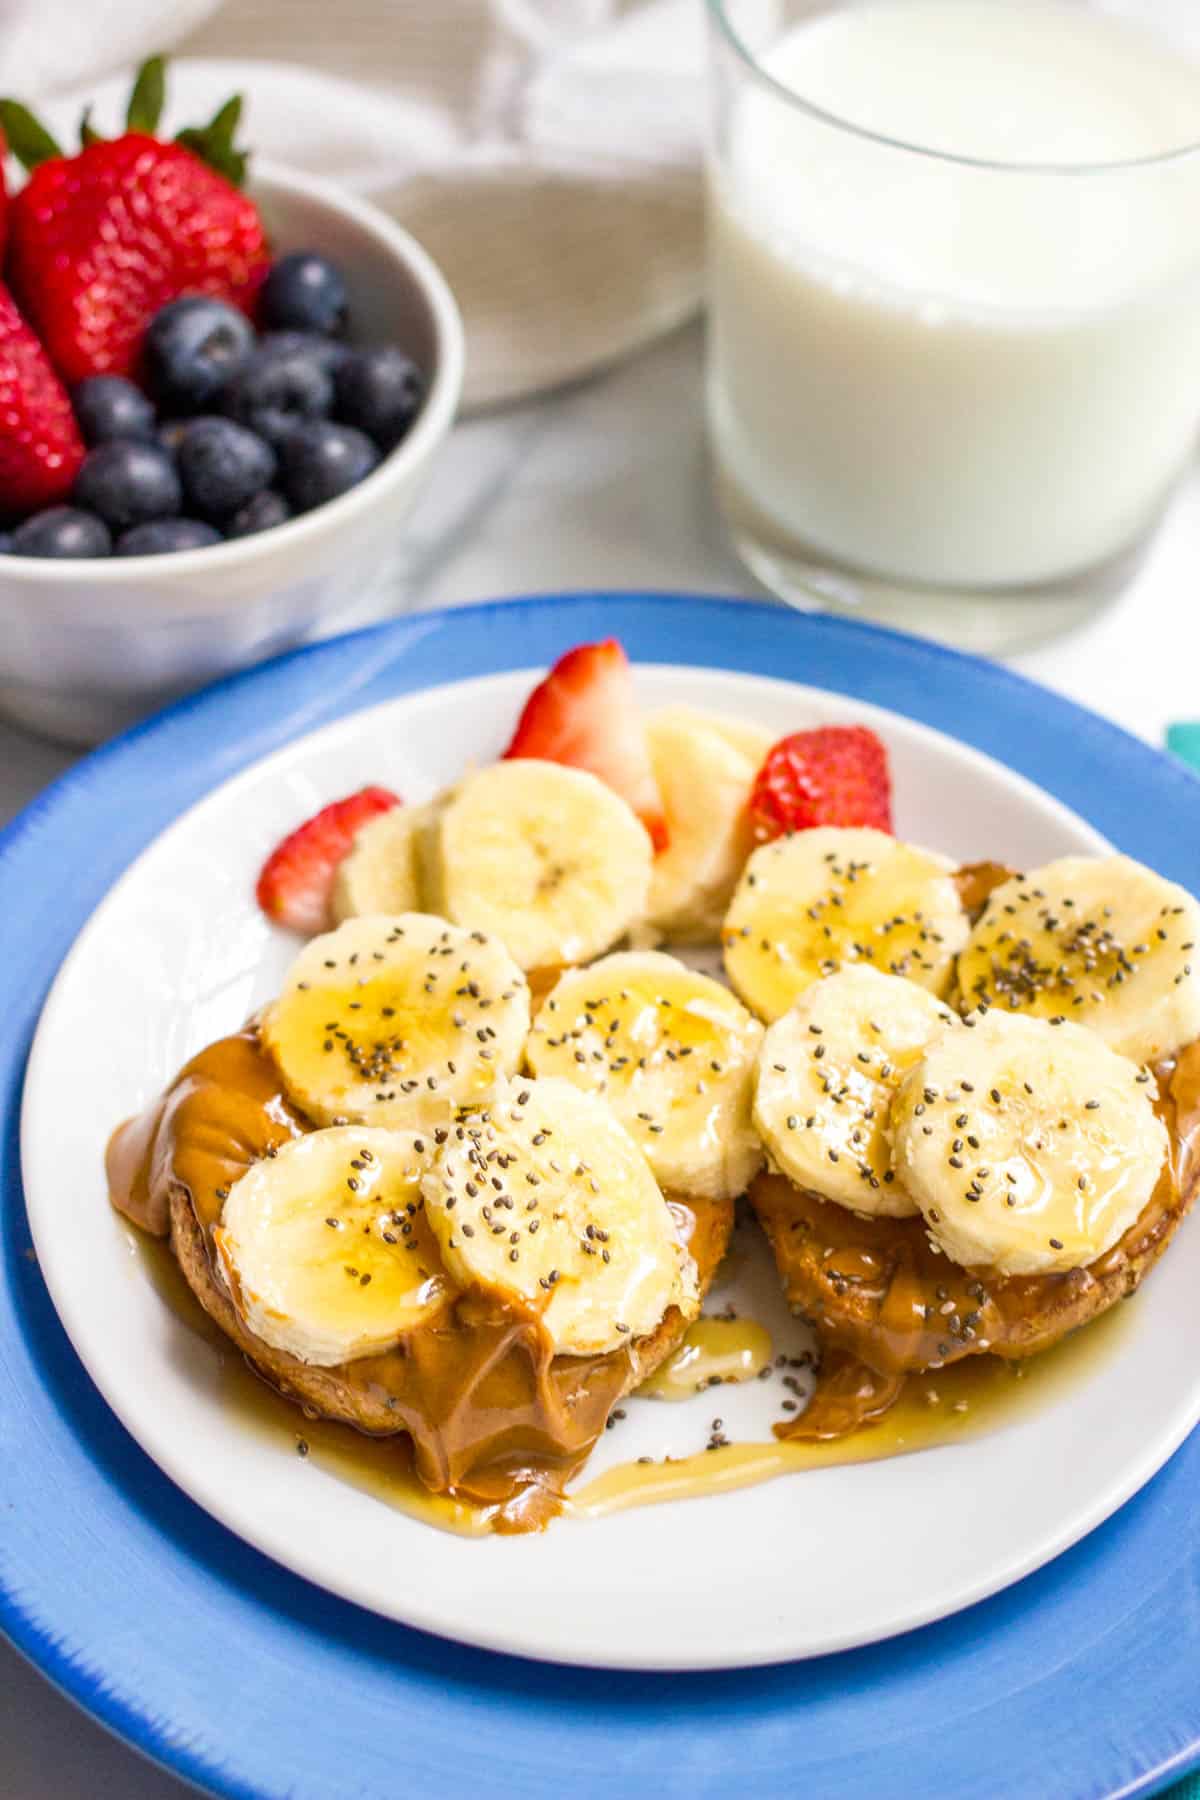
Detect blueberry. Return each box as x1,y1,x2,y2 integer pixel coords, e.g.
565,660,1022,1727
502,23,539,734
221,340,333,448
156,418,190,460
73,442,181,533
261,251,349,337
334,347,424,451
144,297,255,414
225,489,292,538
73,375,156,446
176,417,277,518
116,519,223,556
280,422,379,512
11,507,112,558
260,331,352,377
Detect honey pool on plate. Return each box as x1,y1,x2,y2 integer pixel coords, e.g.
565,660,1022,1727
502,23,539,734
126,1219,1134,1535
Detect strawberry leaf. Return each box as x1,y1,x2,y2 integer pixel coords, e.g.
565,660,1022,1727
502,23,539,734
175,93,249,187
0,99,62,170
125,55,166,135
79,105,105,148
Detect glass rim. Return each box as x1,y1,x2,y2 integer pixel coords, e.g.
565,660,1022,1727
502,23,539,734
706,0,1200,174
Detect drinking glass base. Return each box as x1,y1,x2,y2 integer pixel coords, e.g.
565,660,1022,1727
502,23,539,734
727,524,1145,657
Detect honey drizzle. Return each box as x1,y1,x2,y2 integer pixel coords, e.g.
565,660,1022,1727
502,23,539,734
577,1296,1133,1519
635,1316,773,1399
127,1222,1134,1535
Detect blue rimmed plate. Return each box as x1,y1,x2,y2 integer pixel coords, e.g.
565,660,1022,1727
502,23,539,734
3,594,1200,1797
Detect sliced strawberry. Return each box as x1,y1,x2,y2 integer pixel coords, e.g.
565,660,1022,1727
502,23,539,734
749,727,892,842
256,786,400,934
502,639,668,850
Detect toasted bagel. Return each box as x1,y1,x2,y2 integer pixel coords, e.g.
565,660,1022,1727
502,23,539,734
170,1180,733,1449
750,1043,1200,1375
116,1023,735,1505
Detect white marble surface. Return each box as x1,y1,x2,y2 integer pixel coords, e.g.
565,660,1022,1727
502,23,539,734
4,318,1200,1799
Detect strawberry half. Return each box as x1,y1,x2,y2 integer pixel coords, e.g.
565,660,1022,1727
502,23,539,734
1,61,269,387
256,787,401,935
0,281,85,513
749,726,893,842
503,639,668,850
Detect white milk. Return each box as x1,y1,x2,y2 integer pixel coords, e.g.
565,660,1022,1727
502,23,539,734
709,0,1200,590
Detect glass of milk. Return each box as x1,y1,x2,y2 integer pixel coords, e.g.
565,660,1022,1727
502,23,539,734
706,0,1200,650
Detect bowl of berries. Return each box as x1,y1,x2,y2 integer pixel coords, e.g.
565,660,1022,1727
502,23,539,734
0,61,463,744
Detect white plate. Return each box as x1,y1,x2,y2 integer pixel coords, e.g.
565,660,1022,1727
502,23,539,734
22,666,1200,1670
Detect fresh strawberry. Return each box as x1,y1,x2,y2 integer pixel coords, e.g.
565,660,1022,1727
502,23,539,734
503,639,668,850
749,726,893,841
1,60,269,387
0,121,8,261
0,281,85,513
256,787,401,935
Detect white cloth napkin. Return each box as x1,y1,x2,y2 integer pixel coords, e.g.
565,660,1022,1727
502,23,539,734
1,0,709,411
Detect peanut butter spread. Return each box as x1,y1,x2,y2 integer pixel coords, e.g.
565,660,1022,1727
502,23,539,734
952,860,1015,917
107,1029,733,1519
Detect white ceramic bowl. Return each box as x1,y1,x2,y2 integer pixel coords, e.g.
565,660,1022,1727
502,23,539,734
0,162,464,746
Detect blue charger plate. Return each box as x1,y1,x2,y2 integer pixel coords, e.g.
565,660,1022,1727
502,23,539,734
3,593,1200,1800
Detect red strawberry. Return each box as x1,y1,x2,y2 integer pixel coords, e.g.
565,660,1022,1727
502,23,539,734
256,787,401,935
503,639,668,850
0,121,8,261
0,281,85,512
749,727,893,842
1,62,269,387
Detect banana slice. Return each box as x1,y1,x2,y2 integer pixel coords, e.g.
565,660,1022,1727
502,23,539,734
213,1126,451,1366
420,759,652,971
955,853,1200,1064
421,1076,698,1355
525,950,764,1201
332,805,429,922
645,708,771,944
262,914,530,1128
753,966,957,1218
696,710,776,768
723,826,968,1023
892,1009,1167,1276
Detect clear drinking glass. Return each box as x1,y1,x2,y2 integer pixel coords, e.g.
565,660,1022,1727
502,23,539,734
705,0,1200,652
